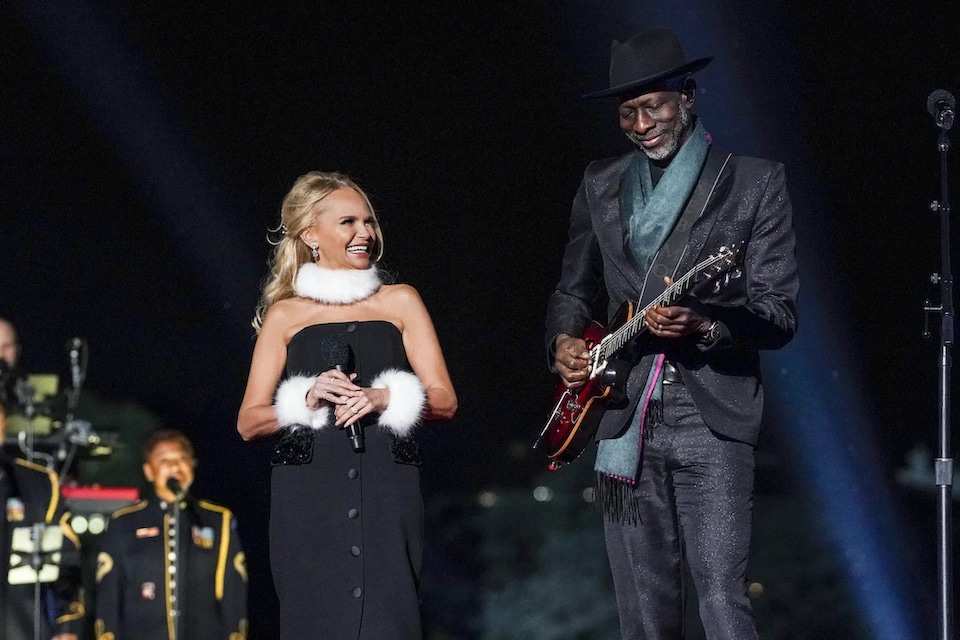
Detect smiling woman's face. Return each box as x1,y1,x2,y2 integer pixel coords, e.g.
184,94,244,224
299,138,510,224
300,188,379,271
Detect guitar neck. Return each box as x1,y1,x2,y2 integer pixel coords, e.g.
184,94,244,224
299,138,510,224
598,254,722,358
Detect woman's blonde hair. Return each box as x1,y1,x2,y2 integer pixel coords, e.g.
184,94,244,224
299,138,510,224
253,171,384,331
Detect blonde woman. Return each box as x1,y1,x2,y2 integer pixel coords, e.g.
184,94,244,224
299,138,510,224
238,171,456,639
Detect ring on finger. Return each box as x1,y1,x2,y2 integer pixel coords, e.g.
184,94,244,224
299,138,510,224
351,407,359,414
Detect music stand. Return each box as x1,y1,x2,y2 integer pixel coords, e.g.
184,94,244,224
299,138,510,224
8,522,64,640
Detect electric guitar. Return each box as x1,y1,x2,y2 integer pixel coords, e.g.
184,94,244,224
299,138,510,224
535,243,744,469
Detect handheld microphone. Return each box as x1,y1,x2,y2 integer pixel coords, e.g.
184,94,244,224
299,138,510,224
166,477,184,497
324,337,364,452
927,89,956,131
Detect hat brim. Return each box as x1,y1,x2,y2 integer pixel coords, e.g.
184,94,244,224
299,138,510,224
582,56,713,99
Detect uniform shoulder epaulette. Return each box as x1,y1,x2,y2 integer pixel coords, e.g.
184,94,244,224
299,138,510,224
110,500,148,519
197,499,234,518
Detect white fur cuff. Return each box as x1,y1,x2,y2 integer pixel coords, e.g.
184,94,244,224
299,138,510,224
274,375,331,429
370,369,425,437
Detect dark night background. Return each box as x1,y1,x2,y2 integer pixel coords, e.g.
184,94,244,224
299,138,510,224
3,1,960,638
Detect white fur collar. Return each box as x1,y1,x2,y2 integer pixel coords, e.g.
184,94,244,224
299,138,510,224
294,263,382,304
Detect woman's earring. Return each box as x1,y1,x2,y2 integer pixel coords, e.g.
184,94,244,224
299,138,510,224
311,244,319,261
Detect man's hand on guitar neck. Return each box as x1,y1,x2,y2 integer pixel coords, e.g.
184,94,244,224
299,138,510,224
645,276,713,339
554,333,591,388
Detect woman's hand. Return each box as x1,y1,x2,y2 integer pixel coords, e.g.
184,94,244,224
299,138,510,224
305,369,360,410
334,388,389,428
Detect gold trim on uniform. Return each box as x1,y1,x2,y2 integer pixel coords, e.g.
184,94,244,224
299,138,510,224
56,596,86,623
95,619,116,640
111,501,148,519
229,618,249,640
234,551,247,583
60,511,82,548
96,552,114,584
199,500,232,600
13,458,59,522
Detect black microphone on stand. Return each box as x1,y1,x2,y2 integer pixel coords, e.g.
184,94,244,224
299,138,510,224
928,89,956,131
324,337,364,452
68,338,88,388
166,477,183,497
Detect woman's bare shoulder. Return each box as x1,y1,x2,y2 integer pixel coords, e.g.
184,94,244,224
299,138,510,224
262,296,323,335
378,283,425,307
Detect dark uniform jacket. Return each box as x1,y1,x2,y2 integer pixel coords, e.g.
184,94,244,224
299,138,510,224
0,455,86,639
545,146,799,446
95,495,247,640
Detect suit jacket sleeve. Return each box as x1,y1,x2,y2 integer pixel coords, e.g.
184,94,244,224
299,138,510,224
95,511,126,639
544,171,605,360
211,504,247,640
700,161,798,353
52,510,86,636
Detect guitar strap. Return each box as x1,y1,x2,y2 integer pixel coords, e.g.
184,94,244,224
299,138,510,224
636,146,732,308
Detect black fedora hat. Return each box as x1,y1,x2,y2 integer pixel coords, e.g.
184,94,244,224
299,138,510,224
584,28,712,99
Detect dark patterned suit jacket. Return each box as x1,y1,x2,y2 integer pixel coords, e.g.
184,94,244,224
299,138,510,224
545,146,799,446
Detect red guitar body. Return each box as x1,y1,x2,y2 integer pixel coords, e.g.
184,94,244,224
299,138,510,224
538,302,635,467
534,243,743,470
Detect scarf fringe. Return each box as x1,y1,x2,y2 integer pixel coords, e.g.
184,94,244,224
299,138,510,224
595,473,642,525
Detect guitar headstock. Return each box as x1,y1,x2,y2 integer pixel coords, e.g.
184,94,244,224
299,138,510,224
694,241,745,289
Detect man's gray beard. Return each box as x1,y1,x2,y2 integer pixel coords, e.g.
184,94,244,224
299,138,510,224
626,104,692,162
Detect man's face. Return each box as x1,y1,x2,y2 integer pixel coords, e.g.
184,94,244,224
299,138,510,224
142,440,195,500
0,321,19,370
618,89,693,162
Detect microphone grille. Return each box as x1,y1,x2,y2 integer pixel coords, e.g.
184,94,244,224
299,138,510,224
319,335,351,369
927,89,956,116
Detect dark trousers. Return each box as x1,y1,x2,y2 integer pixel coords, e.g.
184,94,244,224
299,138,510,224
604,383,758,640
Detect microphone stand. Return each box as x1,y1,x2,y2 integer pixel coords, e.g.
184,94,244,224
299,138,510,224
170,489,183,640
924,118,954,640
30,522,42,640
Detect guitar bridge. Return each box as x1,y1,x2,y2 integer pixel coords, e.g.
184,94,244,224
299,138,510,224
563,395,582,419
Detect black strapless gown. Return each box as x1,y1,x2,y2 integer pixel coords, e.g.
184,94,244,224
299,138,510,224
270,321,423,640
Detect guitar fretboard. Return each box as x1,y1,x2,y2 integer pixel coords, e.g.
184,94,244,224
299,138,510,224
597,250,733,360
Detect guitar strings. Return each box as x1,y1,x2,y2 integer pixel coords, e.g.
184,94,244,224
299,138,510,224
596,251,731,360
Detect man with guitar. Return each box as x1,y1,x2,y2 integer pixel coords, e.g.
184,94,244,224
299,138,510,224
544,28,799,640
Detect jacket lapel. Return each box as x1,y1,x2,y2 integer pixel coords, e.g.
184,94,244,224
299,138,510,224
676,148,733,276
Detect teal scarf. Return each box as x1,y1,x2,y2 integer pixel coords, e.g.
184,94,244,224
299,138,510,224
594,121,710,519
621,118,710,272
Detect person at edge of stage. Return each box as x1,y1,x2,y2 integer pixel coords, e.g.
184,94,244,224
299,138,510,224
237,171,457,640
0,316,24,417
0,317,85,640
95,428,248,640
545,28,799,640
